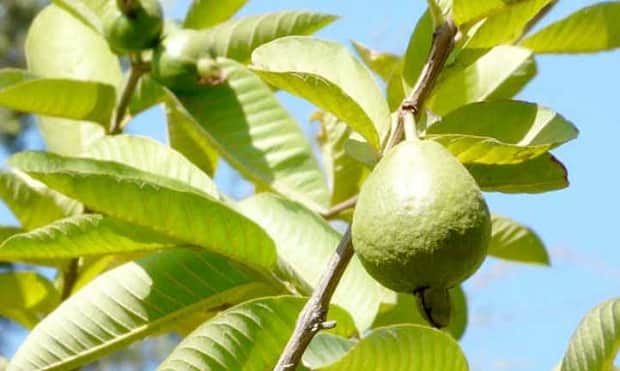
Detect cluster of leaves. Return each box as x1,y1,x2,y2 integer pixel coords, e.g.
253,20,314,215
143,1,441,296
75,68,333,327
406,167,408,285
0,0,618,370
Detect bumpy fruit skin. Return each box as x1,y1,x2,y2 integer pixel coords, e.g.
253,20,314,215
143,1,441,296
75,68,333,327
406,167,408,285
352,140,491,293
102,0,163,54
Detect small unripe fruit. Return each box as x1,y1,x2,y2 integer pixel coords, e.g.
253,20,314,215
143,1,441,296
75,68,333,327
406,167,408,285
102,0,163,54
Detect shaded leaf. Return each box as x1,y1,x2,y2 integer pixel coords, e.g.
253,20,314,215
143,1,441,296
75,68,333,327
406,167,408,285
7,248,282,371
158,296,356,371
0,226,22,242
352,41,401,83
8,151,277,271
184,0,249,29
239,194,388,331
522,2,620,53
318,325,468,370
52,0,106,32
402,11,433,94
177,58,329,212
467,153,568,193
489,215,549,265
128,74,167,116
0,69,115,124
0,271,59,329
560,297,620,371
251,36,391,149
303,334,355,370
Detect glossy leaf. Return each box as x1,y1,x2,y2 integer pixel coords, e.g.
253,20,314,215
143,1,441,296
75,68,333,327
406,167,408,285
8,151,277,271
251,36,391,149
403,11,433,94
25,4,120,155
7,248,281,371
452,0,510,25
560,297,620,371
165,95,219,177
203,11,338,63
315,112,369,206
158,296,356,371
427,45,534,115
177,58,329,212
303,334,355,370
521,2,620,53
489,215,549,265
184,0,248,29
0,214,177,262
0,226,22,242
0,271,59,329
239,194,387,331
83,135,218,197
0,171,82,230
467,153,568,193
0,69,115,124
318,325,468,370
352,41,401,83
52,0,108,32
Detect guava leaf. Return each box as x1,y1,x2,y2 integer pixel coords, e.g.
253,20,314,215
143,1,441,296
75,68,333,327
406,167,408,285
303,334,355,370
239,193,388,331
560,297,620,371
428,0,453,25
165,95,219,177
6,248,282,371
467,153,568,193
521,2,620,53
251,36,391,149
0,171,82,230
317,325,468,370
489,215,550,265
158,296,356,371
427,45,534,115
25,4,120,155
402,11,433,94
351,41,401,83
452,0,511,25
176,58,330,212
52,0,106,32
203,11,338,63
0,69,115,125
8,151,277,272
184,0,249,29
0,271,60,329
128,74,167,116
0,214,177,262
0,226,22,242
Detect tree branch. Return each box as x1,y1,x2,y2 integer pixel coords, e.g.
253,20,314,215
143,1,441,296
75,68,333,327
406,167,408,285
60,258,79,300
274,18,458,371
110,53,149,135
321,195,358,219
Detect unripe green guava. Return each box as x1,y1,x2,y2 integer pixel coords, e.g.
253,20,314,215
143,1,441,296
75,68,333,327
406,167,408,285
352,139,491,294
102,0,163,54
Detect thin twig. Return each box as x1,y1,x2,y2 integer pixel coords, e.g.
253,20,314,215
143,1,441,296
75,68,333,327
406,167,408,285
61,258,79,300
110,53,149,135
274,18,458,371
321,195,358,219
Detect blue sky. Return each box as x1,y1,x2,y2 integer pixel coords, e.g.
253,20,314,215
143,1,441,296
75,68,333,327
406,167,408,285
3,1,620,370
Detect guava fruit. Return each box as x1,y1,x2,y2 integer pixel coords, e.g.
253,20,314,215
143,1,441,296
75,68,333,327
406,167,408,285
102,0,163,54
352,139,490,295
150,28,225,94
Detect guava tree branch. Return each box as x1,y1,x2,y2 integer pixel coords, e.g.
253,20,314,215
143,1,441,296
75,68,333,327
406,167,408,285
274,18,458,371
110,53,149,135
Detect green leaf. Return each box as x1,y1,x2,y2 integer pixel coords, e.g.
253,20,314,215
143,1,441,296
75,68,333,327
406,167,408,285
315,112,369,206
466,0,554,49
318,324,468,370
251,36,391,149
239,193,388,331
303,334,355,370
351,41,401,83
177,58,330,212
467,153,568,193
184,0,248,29
83,135,219,198
128,74,167,116
203,11,338,63
158,296,356,371
0,271,60,329
428,0,453,26
452,0,511,25
8,151,277,271
521,2,620,53
560,297,620,371
0,69,115,124
489,215,549,265
165,95,219,177
25,4,120,155
0,214,177,262
52,0,106,32
427,45,534,115
0,226,22,242
402,11,433,94
0,171,82,230
7,248,282,371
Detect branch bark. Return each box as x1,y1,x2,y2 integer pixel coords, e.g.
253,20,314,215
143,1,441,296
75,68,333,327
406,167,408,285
274,18,458,371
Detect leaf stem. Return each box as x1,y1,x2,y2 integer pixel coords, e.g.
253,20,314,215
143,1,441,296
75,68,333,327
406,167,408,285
274,18,458,371
60,258,79,300
110,53,149,135
321,195,358,219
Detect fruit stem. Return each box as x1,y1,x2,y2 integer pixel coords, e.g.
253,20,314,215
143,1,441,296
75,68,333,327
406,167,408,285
110,53,149,135
274,17,459,371
402,111,419,141
116,0,139,17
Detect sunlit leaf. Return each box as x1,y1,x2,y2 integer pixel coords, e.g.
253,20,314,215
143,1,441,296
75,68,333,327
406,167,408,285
403,11,433,94
351,41,401,83
452,0,510,25
489,215,549,265
0,226,21,242
128,74,166,116
184,0,249,29
158,296,356,371
0,271,59,329
7,249,282,371
52,0,107,32
303,333,355,370
560,297,620,371
521,2,620,53
251,37,390,149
